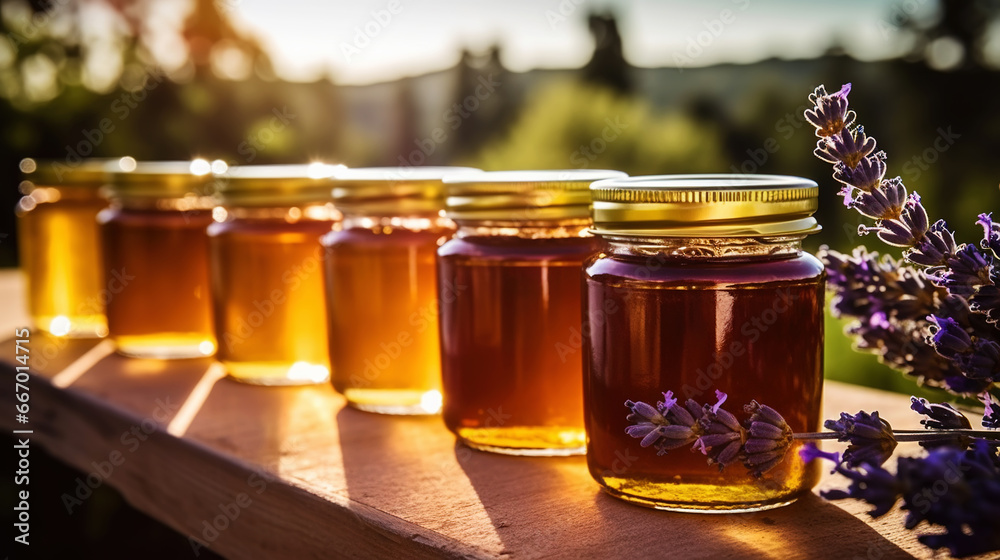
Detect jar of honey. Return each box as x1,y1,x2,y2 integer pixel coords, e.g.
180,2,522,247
438,170,627,455
16,158,111,337
209,164,340,385
321,167,477,414
583,174,824,512
98,159,217,359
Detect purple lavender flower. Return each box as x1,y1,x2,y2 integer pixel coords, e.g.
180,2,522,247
927,244,992,298
624,391,705,454
824,410,898,467
850,176,906,221
910,397,972,430
906,219,958,267
815,126,877,168
804,83,855,137
801,442,902,517
693,391,745,470
978,213,1000,257
928,315,1000,382
833,150,886,194
742,401,793,478
981,393,1000,429
897,441,1000,557
866,193,930,247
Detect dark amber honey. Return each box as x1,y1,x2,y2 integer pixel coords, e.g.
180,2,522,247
98,207,216,358
209,212,333,384
438,232,596,455
584,246,824,511
323,220,452,413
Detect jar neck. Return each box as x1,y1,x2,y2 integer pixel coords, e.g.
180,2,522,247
598,235,806,262
218,203,340,222
454,218,591,239
339,213,454,233
109,196,215,212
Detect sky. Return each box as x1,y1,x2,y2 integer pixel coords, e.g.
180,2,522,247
222,0,936,85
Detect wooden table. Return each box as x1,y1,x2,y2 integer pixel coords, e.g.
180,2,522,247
0,270,982,559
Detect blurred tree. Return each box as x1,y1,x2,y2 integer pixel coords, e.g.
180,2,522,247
583,12,630,94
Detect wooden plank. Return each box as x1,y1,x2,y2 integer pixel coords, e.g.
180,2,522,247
0,269,988,559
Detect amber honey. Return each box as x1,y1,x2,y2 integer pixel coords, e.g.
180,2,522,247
324,222,450,411
439,232,598,454
438,170,627,455
209,165,339,385
16,158,110,337
323,167,476,414
98,160,216,359
584,174,825,512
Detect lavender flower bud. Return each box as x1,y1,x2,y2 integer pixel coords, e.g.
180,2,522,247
815,126,877,168
833,151,886,192
742,401,793,478
910,397,972,430
824,410,898,467
804,83,855,137
905,220,957,267
977,213,1000,258
849,176,906,220
980,393,1000,429
694,391,746,470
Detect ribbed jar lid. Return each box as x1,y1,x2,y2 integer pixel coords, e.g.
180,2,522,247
443,169,627,221
589,174,820,237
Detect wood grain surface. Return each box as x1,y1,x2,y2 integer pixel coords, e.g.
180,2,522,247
0,270,988,559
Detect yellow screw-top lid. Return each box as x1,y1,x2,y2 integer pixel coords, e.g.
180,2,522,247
214,163,341,207
105,158,215,200
589,174,821,237
331,167,480,215
19,157,117,188
444,169,627,221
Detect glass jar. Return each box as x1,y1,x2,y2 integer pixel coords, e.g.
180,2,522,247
583,174,825,512
321,167,478,414
15,158,112,337
98,159,217,359
209,164,341,385
438,170,627,455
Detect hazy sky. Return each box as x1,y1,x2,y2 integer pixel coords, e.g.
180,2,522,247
224,0,933,84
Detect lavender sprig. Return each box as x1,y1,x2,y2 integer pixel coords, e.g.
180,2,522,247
807,83,1000,405
625,393,1000,557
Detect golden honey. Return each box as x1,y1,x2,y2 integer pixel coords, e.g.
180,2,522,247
209,164,340,385
438,170,627,455
584,174,825,512
16,158,111,337
322,167,477,414
98,159,217,359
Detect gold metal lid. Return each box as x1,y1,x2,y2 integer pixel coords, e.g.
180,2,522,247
444,169,627,221
105,158,216,200
331,166,480,215
590,174,821,237
214,163,341,207
19,157,117,188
